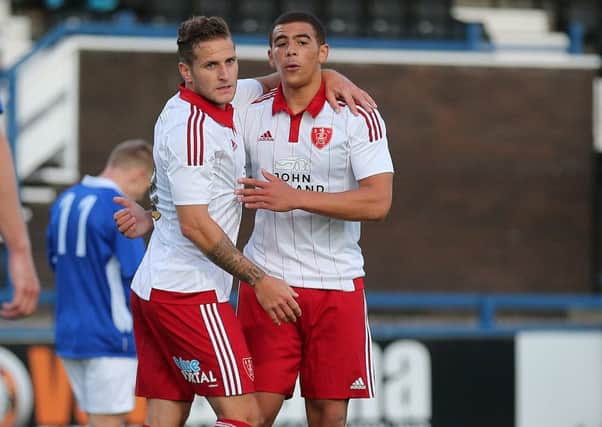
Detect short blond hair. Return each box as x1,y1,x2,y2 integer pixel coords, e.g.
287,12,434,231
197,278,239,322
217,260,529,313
106,139,153,172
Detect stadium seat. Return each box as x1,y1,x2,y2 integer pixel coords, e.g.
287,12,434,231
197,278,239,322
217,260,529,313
146,0,191,23
280,0,316,14
368,0,404,38
45,0,65,9
327,0,361,37
87,0,118,13
411,0,453,39
196,0,231,22
230,0,277,34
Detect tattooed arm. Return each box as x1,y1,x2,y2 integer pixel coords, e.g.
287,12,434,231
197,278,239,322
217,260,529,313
205,235,266,285
176,204,301,324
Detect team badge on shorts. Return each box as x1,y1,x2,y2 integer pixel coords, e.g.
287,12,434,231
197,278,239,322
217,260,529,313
242,357,255,381
311,127,333,149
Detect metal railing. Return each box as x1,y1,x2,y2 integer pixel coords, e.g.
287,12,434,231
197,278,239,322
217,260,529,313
366,292,602,338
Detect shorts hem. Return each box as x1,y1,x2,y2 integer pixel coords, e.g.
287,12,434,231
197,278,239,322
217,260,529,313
135,390,255,401
135,392,193,402
301,393,374,400
202,390,256,397
86,406,135,415
253,386,293,400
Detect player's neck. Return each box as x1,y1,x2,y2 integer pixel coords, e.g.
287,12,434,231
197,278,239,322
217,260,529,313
281,74,322,115
100,167,124,192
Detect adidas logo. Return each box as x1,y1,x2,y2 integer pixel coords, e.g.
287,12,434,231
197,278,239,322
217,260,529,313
258,130,274,141
350,377,366,390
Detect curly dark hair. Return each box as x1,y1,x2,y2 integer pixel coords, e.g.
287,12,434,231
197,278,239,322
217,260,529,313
177,16,231,65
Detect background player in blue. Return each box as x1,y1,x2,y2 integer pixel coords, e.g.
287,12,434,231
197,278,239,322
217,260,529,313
0,96,40,318
47,139,153,427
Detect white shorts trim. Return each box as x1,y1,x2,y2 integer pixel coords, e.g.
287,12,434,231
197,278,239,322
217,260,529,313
61,357,137,414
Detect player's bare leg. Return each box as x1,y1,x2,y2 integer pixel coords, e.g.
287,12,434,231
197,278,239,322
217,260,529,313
88,413,127,427
207,393,263,427
305,399,349,427
254,392,286,427
145,398,192,427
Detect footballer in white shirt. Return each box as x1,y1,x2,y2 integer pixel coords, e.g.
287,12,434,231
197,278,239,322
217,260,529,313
235,11,393,427
123,16,300,427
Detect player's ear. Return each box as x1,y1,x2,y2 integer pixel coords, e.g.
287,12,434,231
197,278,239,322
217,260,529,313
268,48,276,69
318,43,329,65
178,62,192,84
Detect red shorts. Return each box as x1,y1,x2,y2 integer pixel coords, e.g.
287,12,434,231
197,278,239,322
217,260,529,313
131,289,255,401
236,279,374,400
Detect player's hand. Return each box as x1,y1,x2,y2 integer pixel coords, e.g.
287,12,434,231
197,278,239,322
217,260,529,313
1,249,40,318
113,196,154,238
323,69,377,116
236,169,297,212
253,275,301,325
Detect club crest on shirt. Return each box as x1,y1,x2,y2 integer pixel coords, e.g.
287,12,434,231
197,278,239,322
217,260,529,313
242,357,255,381
311,127,332,149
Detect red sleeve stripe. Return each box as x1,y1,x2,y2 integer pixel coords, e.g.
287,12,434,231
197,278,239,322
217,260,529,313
187,106,205,166
186,104,194,165
338,102,383,142
196,111,206,165
370,110,383,140
356,106,375,142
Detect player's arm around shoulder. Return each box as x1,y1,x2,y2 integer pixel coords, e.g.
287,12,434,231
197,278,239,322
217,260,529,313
233,78,265,109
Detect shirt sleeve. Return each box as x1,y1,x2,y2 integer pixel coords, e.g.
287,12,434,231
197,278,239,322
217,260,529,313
348,108,394,180
164,114,219,205
232,79,264,109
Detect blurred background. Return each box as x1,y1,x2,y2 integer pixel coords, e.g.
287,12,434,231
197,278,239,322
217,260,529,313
0,1,601,426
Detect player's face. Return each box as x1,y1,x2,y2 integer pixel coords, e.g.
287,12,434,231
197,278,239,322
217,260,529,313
269,21,328,89
179,37,238,108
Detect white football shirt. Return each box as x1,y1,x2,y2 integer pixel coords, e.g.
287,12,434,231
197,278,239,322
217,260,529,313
240,82,394,291
131,79,263,302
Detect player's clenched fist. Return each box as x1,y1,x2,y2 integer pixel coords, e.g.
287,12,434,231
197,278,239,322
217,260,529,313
113,196,154,238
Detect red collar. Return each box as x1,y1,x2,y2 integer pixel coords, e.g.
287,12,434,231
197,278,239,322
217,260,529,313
272,81,326,118
179,83,234,129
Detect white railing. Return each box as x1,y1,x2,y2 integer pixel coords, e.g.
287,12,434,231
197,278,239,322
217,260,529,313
15,38,79,181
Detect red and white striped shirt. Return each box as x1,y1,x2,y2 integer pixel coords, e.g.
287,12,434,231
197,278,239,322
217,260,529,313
240,82,394,291
131,79,263,302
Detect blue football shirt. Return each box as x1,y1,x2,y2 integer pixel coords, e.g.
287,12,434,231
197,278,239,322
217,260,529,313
47,175,145,358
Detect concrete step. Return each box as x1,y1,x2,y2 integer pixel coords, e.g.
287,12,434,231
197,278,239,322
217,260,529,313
452,6,569,51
